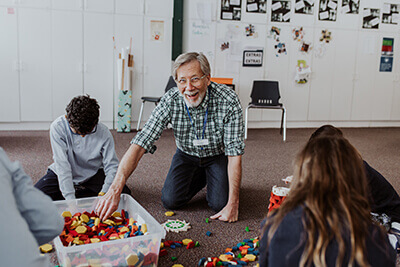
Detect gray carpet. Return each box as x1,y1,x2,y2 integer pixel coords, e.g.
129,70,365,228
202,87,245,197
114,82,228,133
1,127,400,266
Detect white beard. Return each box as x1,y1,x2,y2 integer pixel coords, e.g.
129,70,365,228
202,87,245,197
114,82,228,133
182,90,205,108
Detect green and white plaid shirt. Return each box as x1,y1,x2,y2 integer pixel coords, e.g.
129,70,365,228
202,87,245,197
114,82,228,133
132,82,245,158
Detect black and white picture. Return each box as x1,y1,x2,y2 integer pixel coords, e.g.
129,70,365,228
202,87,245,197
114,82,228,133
341,0,359,14
271,0,291,22
382,3,400,25
221,0,242,21
246,0,267,13
363,8,380,29
295,0,314,15
319,0,337,21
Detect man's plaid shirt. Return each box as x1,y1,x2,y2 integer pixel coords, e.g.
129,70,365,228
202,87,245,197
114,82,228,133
132,82,245,158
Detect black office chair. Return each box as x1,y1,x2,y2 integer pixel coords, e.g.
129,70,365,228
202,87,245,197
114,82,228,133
245,80,287,141
136,76,177,131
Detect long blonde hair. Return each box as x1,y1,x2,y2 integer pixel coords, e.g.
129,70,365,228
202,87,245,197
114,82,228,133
264,137,374,267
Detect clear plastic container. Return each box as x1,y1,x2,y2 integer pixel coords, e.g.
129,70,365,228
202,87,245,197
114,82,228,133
53,194,166,267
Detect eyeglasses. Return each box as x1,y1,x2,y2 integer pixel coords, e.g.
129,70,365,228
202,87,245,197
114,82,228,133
176,75,206,86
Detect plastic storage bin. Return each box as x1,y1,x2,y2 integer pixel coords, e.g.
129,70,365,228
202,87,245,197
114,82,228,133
53,194,166,267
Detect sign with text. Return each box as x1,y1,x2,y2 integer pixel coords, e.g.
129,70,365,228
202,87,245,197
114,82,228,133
243,50,263,67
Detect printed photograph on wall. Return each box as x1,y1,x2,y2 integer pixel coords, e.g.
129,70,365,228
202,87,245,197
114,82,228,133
271,0,291,22
221,0,242,20
363,8,380,29
319,0,337,21
295,0,314,15
382,3,400,25
246,0,266,13
341,0,359,14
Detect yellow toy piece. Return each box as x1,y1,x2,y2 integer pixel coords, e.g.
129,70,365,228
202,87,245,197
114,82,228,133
119,226,129,233
244,254,256,261
182,239,192,246
219,254,233,261
80,213,89,223
126,253,139,265
172,265,184,267
160,242,164,248
112,211,121,218
94,217,100,226
39,243,53,253
98,191,105,196
90,238,100,243
104,219,115,226
141,223,148,233
75,225,87,234
61,211,72,218
164,211,175,216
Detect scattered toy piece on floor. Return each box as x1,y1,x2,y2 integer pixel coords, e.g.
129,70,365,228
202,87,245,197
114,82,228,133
245,226,250,232
182,239,192,246
165,211,175,216
206,231,212,237
198,237,260,265
205,218,209,223
171,256,177,261
162,219,191,233
39,243,53,253
172,264,184,267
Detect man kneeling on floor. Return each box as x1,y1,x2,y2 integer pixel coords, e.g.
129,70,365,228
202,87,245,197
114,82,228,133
96,52,245,222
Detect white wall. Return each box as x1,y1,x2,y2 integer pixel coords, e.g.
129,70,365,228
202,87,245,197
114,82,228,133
0,0,173,130
183,0,400,128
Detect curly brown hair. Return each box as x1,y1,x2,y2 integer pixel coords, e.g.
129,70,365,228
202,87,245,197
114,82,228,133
66,95,99,135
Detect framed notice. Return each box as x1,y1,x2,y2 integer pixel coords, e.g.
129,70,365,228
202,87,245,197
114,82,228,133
243,50,263,67
246,0,266,13
295,0,314,15
221,0,242,20
319,0,337,21
363,8,380,29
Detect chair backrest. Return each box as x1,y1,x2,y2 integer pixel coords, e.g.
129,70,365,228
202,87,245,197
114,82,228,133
250,80,281,106
165,76,177,93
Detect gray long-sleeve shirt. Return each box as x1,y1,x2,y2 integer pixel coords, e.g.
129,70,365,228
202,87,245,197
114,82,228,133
49,115,119,200
0,147,64,267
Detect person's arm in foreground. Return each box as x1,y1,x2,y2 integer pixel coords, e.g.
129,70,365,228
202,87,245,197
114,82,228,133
1,148,64,244
96,143,145,220
210,155,242,222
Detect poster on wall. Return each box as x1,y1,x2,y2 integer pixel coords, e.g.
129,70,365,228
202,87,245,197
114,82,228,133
380,57,393,72
271,0,291,22
319,0,337,21
363,8,380,29
221,0,242,20
341,0,359,14
295,0,314,15
380,37,394,72
382,3,400,25
381,37,394,56
246,0,266,13
243,49,264,66
150,20,164,41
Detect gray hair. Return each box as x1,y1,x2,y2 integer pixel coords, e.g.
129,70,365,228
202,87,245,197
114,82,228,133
172,52,211,80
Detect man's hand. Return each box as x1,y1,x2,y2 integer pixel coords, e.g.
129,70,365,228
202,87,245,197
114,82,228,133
95,190,120,221
210,202,239,223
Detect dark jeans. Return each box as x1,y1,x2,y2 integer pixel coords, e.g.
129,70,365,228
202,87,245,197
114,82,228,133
35,168,131,201
161,149,229,212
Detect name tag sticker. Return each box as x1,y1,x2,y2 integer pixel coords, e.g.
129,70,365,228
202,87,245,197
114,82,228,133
193,139,209,146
